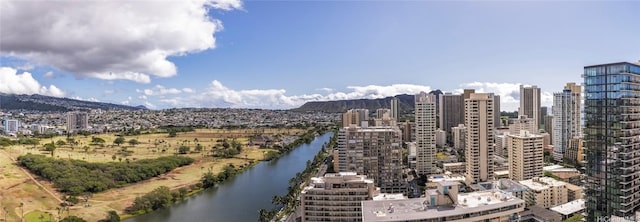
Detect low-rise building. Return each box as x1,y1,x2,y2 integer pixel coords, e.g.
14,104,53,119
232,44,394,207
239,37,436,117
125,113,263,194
472,179,529,200
442,162,465,175
361,181,525,222
519,177,568,208
549,199,585,220
565,183,583,202
301,172,377,222
520,206,562,222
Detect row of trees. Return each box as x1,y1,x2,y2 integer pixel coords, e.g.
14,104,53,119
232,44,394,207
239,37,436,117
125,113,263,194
259,131,337,222
126,163,242,214
17,154,194,195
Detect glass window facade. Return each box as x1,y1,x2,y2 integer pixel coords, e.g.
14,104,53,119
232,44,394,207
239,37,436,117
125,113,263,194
584,62,640,221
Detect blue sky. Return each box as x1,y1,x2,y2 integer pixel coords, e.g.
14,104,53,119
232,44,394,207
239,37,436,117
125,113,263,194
1,0,639,111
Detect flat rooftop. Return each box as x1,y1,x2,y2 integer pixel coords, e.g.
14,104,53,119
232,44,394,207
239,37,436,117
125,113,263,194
362,190,524,222
519,177,566,191
550,199,585,216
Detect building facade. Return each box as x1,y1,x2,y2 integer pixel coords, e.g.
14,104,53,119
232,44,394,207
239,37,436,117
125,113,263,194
439,93,464,135
519,85,541,128
451,124,466,150
342,109,369,127
66,112,88,133
415,92,437,176
465,93,495,184
508,131,544,181
584,62,640,220
390,98,399,121
301,172,376,222
552,82,582,162
564,137,584,166
336,125,405,193
520,177,568,208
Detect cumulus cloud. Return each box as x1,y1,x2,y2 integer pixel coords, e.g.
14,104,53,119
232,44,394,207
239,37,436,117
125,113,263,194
457,82,553,112
155,80,432,109
0,0,242,83
0,67,65,97
143,85,192,96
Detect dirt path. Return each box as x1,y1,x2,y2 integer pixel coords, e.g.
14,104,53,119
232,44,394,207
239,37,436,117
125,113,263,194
0,150,64,203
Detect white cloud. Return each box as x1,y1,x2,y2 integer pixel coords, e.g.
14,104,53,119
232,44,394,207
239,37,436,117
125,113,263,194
154,80,432,109
0,67,65,97
0,0,242,83
457,82,553,112
143,85,187,96
182,88,195,93
72,96,99,102
317,87,334,93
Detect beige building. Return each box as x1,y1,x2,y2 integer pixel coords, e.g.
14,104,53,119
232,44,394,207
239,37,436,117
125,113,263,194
509,115,538,135
301,172,376,222
565,183,584,202
552,83,582,162
520,177,568,208
564,137,584,166
519,85,541,127
415,92,437,176
508,130,544,181
443,162,466,175
342,109,369,127
362,181,525,222
67,112,88,133
452,124,466,150
435,129,446,148
336,125,405,193
465,93,495,184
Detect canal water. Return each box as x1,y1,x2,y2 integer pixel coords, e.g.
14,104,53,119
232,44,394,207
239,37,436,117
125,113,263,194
124,133,332,222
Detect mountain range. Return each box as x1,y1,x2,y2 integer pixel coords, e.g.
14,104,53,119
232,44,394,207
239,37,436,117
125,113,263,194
293,94,416,113
0,94,147,112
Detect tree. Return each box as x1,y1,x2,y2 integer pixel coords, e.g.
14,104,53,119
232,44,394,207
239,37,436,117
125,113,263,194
178,145,190,154
44,142,56,157
56,140,67,147
128,139,139,146
92,137,106,145
60,215,87,222
201,171,217,188
113,137,125,146
100,211,120,222
195,144,203,153
168,131,177,137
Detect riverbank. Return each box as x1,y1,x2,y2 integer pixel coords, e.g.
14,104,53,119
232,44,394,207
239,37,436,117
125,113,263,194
0,128,307,222
124,133,333,222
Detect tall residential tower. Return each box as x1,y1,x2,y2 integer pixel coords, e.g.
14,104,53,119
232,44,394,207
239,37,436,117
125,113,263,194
415,92,437,176
465,93,495,184
552,83,582,162
584,61,640,220
519,85,541,128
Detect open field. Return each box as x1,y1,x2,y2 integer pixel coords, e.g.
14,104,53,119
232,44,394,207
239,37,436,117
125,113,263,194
0,128,305,222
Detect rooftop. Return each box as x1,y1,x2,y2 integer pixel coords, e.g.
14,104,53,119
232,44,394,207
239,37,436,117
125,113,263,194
473,179,529,193
519,177,566,191
362,190,524,222
550,199,585,216
373,193,407,201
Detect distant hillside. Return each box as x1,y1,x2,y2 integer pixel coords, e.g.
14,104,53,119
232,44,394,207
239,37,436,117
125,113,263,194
293,94,415,113
0,94,147,111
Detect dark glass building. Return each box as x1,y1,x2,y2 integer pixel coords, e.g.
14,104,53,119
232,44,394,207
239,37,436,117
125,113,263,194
584,61,640,221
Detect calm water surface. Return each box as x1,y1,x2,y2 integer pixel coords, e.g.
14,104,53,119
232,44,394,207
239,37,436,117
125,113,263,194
124,133,332,222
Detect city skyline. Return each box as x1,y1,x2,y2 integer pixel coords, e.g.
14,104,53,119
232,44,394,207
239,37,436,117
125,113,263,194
1,1,639,110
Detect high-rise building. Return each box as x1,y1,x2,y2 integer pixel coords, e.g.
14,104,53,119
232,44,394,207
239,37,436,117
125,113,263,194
429,90,443,128
415,92,437,176
439,93,464,136
584,61,640,220
390,97,399,121
552,83,582,162
544,115,554,145
435,129,446,148
373,109,396,127
494,95,501,128
465,93,495,184
336,125,405,193
341,109,369,127
66,112,88,133
451,124,466,150
3,118,19,134
509,115,538,135
508,130,544,181
495,133,508,158
564,137,584,166
300,172,377,222
519,85,541,128
398,121,414,143
540,106,548,126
